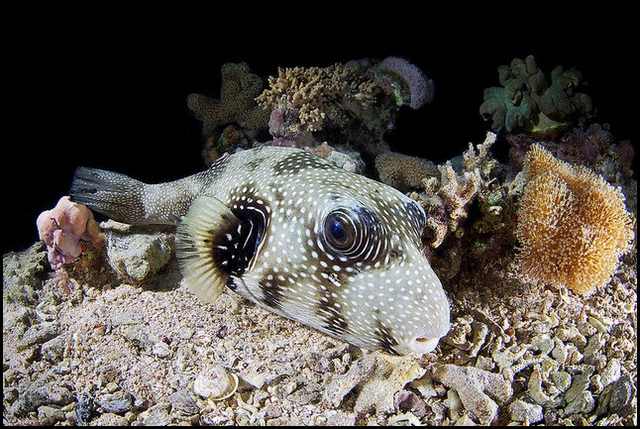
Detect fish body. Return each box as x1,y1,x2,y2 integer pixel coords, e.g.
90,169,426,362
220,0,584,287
71,146,450,355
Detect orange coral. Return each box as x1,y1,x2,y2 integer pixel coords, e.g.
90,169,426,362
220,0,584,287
515,145,634,294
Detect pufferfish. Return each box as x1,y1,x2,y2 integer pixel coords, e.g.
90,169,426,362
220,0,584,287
70,146,450,355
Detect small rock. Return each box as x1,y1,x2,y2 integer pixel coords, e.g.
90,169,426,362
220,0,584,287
4,387,18,404
3,306,36,332
2,242,47,304
600,358,621,387
17,322,59,350
551,371,572,392
354,354,426,414
193,365,237,400
394,390,428,418
552,338,568,365
323,353,376,407
90,412,129,426
433,364,511,424
11,381,74,417
410,374,439,398
152,341,171,358
263,402,282,419
37,405,65,424
528,366,550,405
122,325,155,349
563,390,595,416
531,334,554,355
324,409,357,426
508,399,543,423
106,229,174,283
139,403,171,426
596,374,635,417
105,382,119,394
169,389,199,415
75,391,95,425
41,335,66,362
177,327,194,340
96,391,133,414
565,372,591,403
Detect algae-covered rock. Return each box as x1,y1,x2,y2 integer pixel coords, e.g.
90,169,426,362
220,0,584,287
103,222,175,284
3,242,47,304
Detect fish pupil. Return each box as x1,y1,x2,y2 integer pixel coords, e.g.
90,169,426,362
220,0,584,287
325,212,354,250
330,218,346,242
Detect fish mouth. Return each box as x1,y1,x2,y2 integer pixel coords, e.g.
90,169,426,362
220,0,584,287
397,335,442,355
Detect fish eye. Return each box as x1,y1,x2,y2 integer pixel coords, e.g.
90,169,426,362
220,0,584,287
324,211,356,250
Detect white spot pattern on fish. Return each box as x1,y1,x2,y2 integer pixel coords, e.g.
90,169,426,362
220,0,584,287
70,146,450,355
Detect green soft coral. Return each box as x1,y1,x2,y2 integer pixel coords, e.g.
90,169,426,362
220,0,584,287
479,55,594,134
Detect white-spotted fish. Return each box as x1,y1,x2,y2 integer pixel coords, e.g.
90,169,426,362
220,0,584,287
70,146,450,355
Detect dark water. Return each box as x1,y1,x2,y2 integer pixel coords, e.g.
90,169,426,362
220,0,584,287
4,27,635,254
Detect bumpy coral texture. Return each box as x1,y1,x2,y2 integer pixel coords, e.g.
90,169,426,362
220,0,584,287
375,152,438,191
36,196,105,270
515,145,634,294
187,62,270,137
480,55,593,133
256,63,379,136
410,133,497,249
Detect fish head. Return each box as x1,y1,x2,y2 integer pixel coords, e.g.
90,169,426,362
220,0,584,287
304,178,450,355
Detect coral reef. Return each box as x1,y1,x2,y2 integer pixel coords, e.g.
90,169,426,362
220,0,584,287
375,151,438,192
187,62,270,163
256,63,380,137
4,55,637,427
374,56,435,109
410,133,497,248
256,57,434,159
36,197,104,271
480,55,594,134
507,123,637,214
514,144,634,294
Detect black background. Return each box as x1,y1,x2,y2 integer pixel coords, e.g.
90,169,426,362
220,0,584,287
4,16,635,254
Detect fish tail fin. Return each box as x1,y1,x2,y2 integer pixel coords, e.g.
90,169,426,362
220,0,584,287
69,167,148,224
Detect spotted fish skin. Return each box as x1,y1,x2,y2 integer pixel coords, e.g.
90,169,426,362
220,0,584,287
71,146,450,355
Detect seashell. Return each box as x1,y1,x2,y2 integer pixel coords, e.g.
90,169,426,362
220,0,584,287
193,365,238,401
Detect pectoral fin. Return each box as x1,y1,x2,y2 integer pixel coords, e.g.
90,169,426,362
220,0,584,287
175,195,240,303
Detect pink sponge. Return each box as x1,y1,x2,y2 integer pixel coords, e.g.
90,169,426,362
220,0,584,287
36,196,104,270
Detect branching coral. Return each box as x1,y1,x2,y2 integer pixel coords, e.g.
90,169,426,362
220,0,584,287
187,62,270,138
410,133,497,249
375,152,438,191
514,145,634,294
256,63,380,137
480,55,593,134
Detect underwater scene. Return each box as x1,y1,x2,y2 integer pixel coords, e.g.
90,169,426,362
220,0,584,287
3,40,637,425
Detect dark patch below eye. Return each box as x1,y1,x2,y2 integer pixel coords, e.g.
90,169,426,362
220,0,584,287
316,278,349,336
